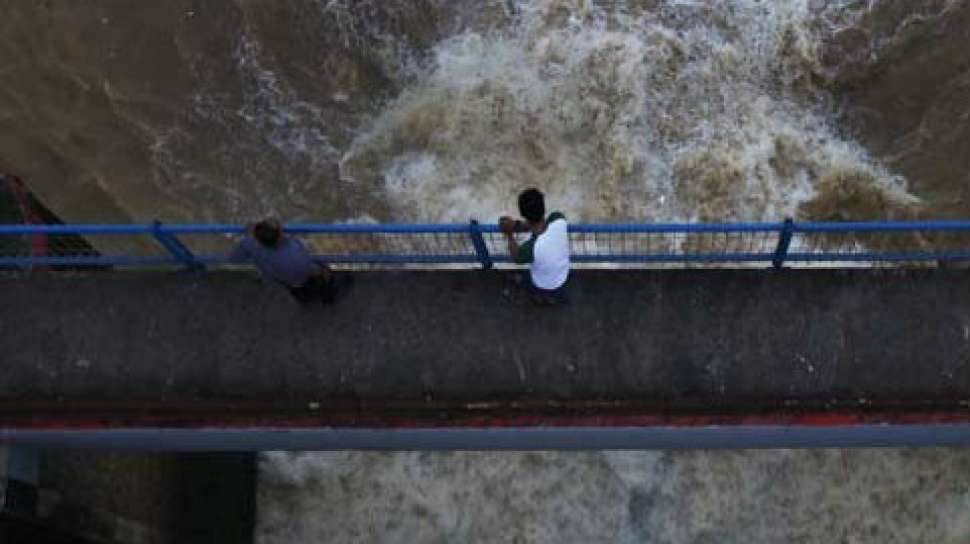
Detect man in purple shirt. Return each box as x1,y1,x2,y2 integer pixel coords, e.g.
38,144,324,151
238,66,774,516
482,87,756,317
230,218,336,304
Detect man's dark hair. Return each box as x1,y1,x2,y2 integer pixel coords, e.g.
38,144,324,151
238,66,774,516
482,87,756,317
253,218,282,248
518,188,545,223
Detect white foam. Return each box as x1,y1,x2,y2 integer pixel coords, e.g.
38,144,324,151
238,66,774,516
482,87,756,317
341,0,913,227
235,35,338,166
256,449,970,543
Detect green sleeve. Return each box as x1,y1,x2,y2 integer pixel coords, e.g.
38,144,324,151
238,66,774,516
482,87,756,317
515,236,536,264
548,211,566,223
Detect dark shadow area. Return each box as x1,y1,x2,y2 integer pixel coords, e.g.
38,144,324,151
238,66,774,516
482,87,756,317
35,450,256,544
0,513,101,544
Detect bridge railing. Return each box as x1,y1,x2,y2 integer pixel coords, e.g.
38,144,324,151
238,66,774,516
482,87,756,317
1,220,970,270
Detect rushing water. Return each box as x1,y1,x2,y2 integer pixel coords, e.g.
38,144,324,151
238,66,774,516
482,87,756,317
248,1,968,542
118,0,919,226
256,449,970,543
338,0,918,225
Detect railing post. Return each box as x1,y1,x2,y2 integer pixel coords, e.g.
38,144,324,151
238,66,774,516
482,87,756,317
773,217,794,269
151,220,203,271
469,220,493,270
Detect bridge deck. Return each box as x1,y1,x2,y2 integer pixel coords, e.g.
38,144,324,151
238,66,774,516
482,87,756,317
0,269,968,432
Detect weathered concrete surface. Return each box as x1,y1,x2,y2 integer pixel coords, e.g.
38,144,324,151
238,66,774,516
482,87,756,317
0,269,968,424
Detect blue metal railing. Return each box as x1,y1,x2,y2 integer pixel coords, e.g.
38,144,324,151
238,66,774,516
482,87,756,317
2,219,970,270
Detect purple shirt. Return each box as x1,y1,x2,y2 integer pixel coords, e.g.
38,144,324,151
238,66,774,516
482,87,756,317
230,236,319,287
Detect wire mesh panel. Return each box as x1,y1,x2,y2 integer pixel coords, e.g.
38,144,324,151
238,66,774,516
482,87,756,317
567,225,781,266
0,229,28,262
2,221,970,270
263,225,478,270
788,223,970,267
302,230,479,268
164,227,243,265
480,228,516,264
478,223,783,268
0,226,171,269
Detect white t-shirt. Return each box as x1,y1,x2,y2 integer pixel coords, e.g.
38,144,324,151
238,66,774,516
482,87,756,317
517,212,570,290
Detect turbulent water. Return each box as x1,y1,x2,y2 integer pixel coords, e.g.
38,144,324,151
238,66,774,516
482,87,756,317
256,449,970,543
0,0,939,226
340,0,917,224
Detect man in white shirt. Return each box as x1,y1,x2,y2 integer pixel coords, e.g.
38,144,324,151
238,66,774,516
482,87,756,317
500,188,571,305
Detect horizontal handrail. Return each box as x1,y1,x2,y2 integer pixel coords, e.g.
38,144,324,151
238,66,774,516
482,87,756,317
4,220,970,235
0,224,158,234
2,219,970,270
793,221,970,232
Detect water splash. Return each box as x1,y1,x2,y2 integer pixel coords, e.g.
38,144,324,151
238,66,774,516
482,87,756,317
341,0,914,224
256,449,970,543
235,35,339,169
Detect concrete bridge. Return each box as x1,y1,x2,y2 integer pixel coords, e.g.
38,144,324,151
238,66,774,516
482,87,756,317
1,268,969,449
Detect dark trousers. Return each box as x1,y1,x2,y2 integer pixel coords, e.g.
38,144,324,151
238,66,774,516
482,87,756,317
527,277,570,305
287,273,336,305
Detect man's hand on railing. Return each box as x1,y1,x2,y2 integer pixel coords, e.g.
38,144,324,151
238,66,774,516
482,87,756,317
499,216,530,235
499,216,516,235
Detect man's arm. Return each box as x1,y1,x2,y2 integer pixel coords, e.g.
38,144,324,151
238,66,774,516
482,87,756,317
506,233,536,265
229,239,250,263
500,216,531,233
505,231,521,262
293,237,331,279
229,223,260,263
500,216,535,264
511,220,530,233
